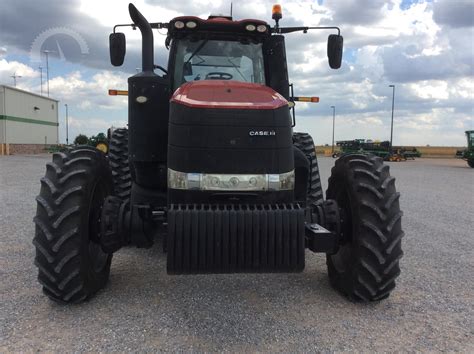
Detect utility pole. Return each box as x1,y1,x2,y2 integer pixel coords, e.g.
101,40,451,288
43,50,53,97
11,72,22,87
389,85,395,153
331,105,336,154
65,104,69,145
39,66,43,95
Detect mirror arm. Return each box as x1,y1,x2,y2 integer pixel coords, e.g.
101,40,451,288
113,23,136,33
274,26,340,36
113,22,169,33
150,22,169,29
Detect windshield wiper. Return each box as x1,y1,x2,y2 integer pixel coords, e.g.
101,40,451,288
185,40,208,66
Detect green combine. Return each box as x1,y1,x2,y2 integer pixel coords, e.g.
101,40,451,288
458,130,474,168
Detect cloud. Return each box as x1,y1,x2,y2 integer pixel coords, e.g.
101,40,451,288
433,0,474,28
47,70,129,110
325,0,389,25
381,45,471,82
0,59,39,86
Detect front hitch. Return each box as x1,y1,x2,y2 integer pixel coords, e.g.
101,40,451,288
305,200,342,254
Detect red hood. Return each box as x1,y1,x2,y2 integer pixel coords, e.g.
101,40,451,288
171,81,288,110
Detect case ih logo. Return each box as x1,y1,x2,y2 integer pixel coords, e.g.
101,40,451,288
249,130,276,136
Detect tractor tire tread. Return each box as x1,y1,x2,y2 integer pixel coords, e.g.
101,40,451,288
326,153,403,302
108,128,131,202
33,147,112,303
293,132,324,205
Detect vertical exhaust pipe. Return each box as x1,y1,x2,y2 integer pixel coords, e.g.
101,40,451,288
128,3,154,72
127,3,169,195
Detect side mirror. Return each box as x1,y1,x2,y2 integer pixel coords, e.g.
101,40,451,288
109,32,126,66
183,62,193,76
327,34,343,69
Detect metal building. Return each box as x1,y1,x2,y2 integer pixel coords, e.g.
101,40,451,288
0,85,59,155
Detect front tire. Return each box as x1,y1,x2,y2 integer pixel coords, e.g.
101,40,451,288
326,154,404,302
33,147,113,303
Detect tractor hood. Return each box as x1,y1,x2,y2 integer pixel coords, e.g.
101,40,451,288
170,81,288,110
167,79,294,184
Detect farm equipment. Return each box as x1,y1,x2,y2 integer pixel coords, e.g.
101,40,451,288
333,139,420,161
456,130,474,168
333,139,391,159
394,146,422,160
33,3,403,303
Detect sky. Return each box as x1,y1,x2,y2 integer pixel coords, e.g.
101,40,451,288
0,0,472,146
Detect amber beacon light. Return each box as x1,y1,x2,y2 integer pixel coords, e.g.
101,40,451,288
272,4,282,20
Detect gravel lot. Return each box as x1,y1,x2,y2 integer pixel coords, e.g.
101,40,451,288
1,155,473,351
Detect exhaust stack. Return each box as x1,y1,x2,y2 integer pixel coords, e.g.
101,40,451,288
128,3,154,72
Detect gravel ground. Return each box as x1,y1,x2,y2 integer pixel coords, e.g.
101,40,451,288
1,155,473,351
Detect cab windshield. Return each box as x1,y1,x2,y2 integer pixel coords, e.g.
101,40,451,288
468,132,474,148
173,39,265,89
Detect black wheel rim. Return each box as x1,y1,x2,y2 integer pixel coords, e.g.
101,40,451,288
330,187,355,273
88,179,109,273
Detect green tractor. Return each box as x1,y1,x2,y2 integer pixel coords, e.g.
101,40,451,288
460,130,474,168
456,130,474,168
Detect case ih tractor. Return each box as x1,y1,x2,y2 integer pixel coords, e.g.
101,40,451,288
33,4,403,303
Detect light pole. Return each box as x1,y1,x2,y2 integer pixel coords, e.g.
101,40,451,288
43,50,53,97
39,66,43,95
11,72,22,87
65,104,69,145
389,85,395,153
331,105,336,154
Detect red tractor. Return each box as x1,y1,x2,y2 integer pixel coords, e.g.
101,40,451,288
33,4,403,303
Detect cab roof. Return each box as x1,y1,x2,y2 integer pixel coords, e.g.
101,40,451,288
167,15,271,38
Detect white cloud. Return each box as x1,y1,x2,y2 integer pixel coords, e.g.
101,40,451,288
409,81,449,100
0,59,39,86
48,70,129,110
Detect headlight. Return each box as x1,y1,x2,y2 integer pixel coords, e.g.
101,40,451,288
186,21,197,29
245,24,256,31
256,25,267,33
267,170,295,191
201,173,267,191
168,169,294,191
174,21,185,29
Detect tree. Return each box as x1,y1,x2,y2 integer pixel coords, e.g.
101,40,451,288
88,133,107,146
74,134,88,145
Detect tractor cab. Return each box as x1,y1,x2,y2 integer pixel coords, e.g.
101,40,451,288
166,16,270,91
109,4,343,100
466,130,474,149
